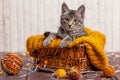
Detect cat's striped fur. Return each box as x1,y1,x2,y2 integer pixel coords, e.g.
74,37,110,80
43,2,86,48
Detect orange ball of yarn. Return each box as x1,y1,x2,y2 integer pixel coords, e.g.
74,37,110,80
103,65,115,78
1,53,23,75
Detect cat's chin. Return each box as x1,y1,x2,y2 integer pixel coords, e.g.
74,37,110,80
65,27,73,31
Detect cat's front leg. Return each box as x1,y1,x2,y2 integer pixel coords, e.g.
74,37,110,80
43,33,57,46
59,36,72,48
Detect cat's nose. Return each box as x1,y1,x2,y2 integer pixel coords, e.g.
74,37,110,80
68,25,71,28
68,23,72,26
69,20,73,26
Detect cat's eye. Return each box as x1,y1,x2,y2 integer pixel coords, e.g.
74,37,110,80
63,18,69,22
75,20,79,24
74,19,77,22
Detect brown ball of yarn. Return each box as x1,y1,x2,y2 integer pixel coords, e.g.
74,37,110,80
103,65,115,78
1,53,23,75
68,67,82,80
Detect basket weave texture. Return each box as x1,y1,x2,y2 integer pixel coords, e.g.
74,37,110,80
31,45,91,71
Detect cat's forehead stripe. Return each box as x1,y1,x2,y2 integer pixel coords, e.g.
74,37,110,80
68,10,76,18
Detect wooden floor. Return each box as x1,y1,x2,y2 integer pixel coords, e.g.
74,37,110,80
0,52,120,80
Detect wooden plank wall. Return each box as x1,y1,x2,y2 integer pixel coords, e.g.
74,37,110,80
0,0,120,52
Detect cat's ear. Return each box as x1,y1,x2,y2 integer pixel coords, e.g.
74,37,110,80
62,2,69,14
77,5,85,19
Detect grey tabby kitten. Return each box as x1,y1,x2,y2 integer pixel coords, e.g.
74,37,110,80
43,2,87,48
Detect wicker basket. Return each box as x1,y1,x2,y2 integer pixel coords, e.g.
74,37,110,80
30,44,92,71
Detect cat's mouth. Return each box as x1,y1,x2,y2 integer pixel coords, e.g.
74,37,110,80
65,26,79,31
65,26,73,31
66,28,73,31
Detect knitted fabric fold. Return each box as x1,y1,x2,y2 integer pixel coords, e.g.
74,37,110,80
26,26,108,70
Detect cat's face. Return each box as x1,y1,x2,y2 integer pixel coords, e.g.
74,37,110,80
61,3,85,31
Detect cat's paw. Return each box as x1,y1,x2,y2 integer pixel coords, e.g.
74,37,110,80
43,39,51,47
59,41,68,48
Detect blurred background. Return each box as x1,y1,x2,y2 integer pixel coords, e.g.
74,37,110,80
0,0,120,52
